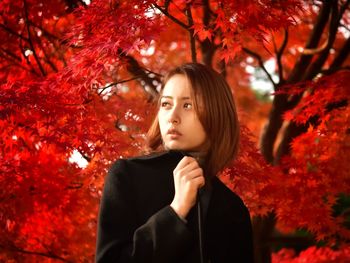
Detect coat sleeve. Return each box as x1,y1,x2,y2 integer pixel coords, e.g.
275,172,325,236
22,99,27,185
95,159,194,263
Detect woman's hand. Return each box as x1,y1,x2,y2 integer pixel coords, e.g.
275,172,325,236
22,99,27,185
170,156,205,220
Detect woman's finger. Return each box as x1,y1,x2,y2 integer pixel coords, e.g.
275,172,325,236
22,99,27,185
190,175,205,189
178,161,199,175
182,167,204,181
174,156,198,172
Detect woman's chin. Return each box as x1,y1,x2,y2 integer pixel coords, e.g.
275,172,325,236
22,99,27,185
164,142,185,151
165,145,198,153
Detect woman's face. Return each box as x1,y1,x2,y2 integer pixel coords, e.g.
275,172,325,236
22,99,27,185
158,74,207,152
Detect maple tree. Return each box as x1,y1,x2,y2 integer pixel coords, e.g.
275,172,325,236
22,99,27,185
1,0,349,262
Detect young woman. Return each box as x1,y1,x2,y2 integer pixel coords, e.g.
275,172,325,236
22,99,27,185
95,63,254,263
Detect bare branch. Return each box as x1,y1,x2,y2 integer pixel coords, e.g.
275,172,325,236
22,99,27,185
78,149,91,162
303,0,339,80
339,0,350,21
0,243,72,263
243,47,277,90
141,67,163,77
287,0,333,83
302,37,328,55
97,76,142,96
203,0,217,18
34,34,59,72
202,0,212,26
164,0,171,10
28,20,70,66
340,23,350,33
275,0,350,163
23,0,46,76
66,181,83,190
28,21,61,42
272,28,288,84
198,0,218,66
322,65,350,75
152,3,189,30
0,23,29,41
185,4,197,62
329,37,350,70
0,47,22,62
0,48,39,75
18,29,41,76
119,50,161,100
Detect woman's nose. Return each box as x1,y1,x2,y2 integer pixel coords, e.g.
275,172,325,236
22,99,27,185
168,106,180,124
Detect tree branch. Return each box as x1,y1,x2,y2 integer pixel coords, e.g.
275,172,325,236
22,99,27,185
0,47,22,62
275,1,350,164
141,67,163,77
339,0,350,21
23,0,46,76
77,149,91,162
152,3,189,30
273,28,288,84
30,20,70,66
321,65,350,75
0,23,29,41
303,0,339,80
287,0,333,83
97,76,142,96
329,37,350,71
340,23,350,33
185,4,197,62
28,21,61,42
0,48,38,75
66,181,83,190
259,94,289,164
202,0,212,26
119,49,161,101
198,0,218,66
0,243,72,263
18,30,40,76
243,47,277,90
34,34,59,73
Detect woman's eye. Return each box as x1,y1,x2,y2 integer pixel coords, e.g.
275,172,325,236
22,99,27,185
161,101,171,107
184,103,192,109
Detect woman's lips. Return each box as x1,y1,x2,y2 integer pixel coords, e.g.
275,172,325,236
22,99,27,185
168,133,181,139
167,129,182,139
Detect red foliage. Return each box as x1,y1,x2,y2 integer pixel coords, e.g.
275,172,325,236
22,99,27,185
272,246,350,263
221,70,350,242
274,71,350,241
1,0,349,261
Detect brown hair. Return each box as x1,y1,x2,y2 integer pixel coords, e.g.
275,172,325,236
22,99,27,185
146,63,240,178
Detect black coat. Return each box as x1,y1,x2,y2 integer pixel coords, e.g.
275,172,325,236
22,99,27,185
95,150,254,263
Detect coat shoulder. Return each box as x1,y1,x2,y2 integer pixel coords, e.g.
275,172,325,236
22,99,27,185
108,150,184,177
108,151,169,169
128,151,169,161
125,150,184,165
212,177,250,216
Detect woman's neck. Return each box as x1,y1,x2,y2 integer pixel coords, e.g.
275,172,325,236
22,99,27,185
185,150,207,167
164,147,207,167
